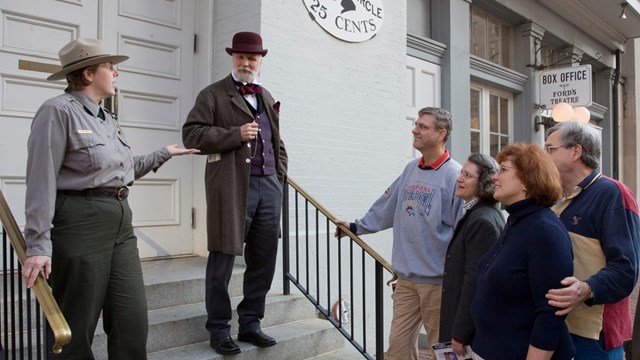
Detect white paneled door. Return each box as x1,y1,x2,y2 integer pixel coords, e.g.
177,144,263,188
0,0,196,259
405,55,441,159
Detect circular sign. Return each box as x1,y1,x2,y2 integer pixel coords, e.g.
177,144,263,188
302,0,384,43
332,297,352,324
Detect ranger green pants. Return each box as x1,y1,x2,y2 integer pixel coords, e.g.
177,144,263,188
50,193,148,360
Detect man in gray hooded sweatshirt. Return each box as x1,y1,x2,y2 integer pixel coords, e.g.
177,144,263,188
336,107,464,360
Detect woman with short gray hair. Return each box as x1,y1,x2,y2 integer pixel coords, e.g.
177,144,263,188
439,153,505,357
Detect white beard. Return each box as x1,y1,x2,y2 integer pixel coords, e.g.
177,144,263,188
233,69,256,83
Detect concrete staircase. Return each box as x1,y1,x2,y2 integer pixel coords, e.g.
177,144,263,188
90,256,360,360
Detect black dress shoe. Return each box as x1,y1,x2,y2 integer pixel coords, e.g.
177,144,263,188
210,336,241,355
237,330,277,347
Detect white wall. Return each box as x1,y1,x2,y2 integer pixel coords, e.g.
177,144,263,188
261,0,408,351
260,0,408,241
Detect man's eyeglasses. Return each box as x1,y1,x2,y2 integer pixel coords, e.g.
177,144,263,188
544,145,565,153
414,122,431,131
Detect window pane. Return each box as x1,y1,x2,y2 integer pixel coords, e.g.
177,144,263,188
407,0,431,38
471,10,486,58
488,18,500,64
472,83,512,157
501,135,509,150
490,134,499,158
490,95,498,132
471,89,480,130
471,131,480,153
500,97,509,133
501,25,511,67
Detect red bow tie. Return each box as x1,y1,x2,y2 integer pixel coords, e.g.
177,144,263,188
234,81,262,96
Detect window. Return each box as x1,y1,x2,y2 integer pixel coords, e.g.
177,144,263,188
470,8,513,68
407,0,431,38
470,85,512,157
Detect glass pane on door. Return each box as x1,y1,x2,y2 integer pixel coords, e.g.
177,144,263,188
471,131,480,153
471,89,480,130
500,97,509,133
490,95,498,132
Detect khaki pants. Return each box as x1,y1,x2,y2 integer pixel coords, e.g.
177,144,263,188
385,278,441,360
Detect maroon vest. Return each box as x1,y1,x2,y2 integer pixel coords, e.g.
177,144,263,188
246,96,276,176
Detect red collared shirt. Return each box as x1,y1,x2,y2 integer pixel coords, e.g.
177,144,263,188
418,149,450,170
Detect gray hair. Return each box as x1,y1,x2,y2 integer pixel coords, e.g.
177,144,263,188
418,107,453,142
467,153,499,203
546,121,600,169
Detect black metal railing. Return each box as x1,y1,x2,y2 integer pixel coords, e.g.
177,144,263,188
2,229,53,360
282,178,396,359
0,190,71,359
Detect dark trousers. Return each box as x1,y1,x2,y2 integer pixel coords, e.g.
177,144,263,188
632,294,640,359
205,175,282,339
50,194,148,360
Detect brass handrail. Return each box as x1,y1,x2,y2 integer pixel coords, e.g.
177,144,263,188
286,178,398,284
0,190,71,353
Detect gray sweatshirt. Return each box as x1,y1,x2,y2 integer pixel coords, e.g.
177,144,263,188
355,156,464,284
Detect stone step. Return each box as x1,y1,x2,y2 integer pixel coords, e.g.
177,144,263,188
146,318,344,360
85,256,354,359
92,293,317,357
141,256,244,311
308,345,369,360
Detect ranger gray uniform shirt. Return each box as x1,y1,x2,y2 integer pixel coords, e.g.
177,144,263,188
24,91,171,257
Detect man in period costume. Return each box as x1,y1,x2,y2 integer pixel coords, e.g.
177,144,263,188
182,31,288,355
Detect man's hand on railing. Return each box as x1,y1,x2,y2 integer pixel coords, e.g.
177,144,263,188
22,255,51,288
334,219,351,238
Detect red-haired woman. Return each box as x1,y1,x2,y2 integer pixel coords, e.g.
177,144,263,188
471,143,575,360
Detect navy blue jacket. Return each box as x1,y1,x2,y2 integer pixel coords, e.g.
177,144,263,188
471,199,575,360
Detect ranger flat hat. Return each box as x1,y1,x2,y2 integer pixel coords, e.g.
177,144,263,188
47,38,129,81
225,32,268,57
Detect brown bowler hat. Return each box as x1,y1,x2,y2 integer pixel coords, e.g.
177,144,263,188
47,38,129,81
225,32,268,57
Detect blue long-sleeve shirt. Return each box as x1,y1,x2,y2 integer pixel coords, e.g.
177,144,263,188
471,199,575,360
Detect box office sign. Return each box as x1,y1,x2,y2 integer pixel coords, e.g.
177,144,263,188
303,0,384,42
539,64,592,108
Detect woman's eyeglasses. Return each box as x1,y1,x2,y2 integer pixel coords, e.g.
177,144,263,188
496,165,514,175
458,170,477,179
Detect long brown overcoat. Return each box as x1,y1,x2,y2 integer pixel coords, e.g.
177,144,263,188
182,74,288,255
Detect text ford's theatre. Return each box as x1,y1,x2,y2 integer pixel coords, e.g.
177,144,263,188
539,64,592,108
303,0,384,43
